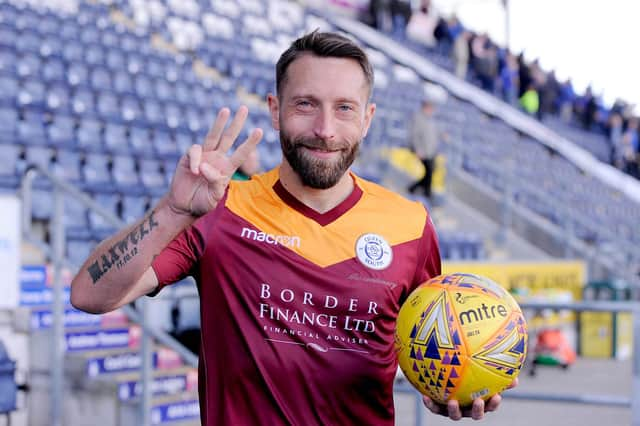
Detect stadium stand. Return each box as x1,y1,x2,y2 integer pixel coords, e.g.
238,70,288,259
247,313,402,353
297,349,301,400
1,0,639,424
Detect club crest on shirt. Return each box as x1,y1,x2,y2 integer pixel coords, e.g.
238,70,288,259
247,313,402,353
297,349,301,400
355,233,393,270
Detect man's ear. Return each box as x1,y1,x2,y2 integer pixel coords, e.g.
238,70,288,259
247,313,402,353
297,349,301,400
267,93,280,131
362,103,376,138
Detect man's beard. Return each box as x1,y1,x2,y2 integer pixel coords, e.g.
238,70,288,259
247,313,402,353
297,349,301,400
280,129,360,189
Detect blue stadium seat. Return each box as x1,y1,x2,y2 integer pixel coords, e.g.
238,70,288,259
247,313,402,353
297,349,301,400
0,75,18,107
62,40,85,63
96,91,121,121
0,107,17,142
83,153,112,191
103,122,130,154
53,149,83,184
153,129,179,159
77,118,103,152
111,154,142,194
174,131,194,153
155,77,175,101
121,194,148,224
90,67,112,91
67,62,90,88
18,79,47,109
18,110,47,145
0,143,21,188
16,53,42,79
46,84,72,114
47,114,76,148
42,57,66,84
0,48,17,75
129,125,153,155
66,239,95,267
121,96,142,123
113,71,134,94
134,74,154,99
31,188,54,221
88,192,120,239
139,158,166,195
15,30,41,55
142,99,164,126
106,49,127,70
71,88,97,117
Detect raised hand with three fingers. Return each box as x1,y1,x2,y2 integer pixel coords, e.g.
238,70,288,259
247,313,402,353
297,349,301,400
167,105,263,217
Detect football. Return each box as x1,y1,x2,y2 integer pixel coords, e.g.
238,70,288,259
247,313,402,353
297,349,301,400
395,273,528,406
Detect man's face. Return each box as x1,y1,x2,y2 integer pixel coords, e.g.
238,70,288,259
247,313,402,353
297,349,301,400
269,54,375,189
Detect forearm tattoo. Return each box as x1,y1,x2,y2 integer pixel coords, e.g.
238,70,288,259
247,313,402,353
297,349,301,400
87,210,159,284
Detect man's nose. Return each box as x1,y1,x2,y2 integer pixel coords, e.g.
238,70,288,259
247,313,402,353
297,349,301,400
312,109,336,141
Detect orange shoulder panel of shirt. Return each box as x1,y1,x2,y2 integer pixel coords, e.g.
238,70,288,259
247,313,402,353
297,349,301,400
225,168,429,268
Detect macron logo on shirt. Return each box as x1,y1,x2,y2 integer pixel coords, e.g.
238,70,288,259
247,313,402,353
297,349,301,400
240,227,301,249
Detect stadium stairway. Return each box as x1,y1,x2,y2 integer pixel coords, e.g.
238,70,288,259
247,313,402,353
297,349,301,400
13,294,200,426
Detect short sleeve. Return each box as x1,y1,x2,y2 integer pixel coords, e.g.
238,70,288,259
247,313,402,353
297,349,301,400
151,218,206,293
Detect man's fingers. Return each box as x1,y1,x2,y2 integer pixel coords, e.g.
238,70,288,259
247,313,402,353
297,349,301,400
188,144,202,174
422,396,446,416
199,162,223,183
507,377,519,390
485,393,502,412
230,128,263,169
218,105,249,153
203,108,231,151
447,400,462,421
471,398,485,420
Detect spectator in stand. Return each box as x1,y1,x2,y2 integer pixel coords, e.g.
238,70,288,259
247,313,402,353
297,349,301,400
433,15,453,55
609,113,624,167
368,0,392,32
452,30,470,79
520,83,539,116
517,53,532,99
408,96,442,200
406,0,438,48
557,78,576,123
538,70,560,121
621,117,639,178
470,34,498,93
390,0,412,37
499,51,520,106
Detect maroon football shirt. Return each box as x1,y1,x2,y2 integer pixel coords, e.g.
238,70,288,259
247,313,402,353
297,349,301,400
152,168,441,425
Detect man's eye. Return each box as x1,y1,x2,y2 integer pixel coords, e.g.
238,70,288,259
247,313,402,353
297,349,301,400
297,101,312,107
338,105,353,112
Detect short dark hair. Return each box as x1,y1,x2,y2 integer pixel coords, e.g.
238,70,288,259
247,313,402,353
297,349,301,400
275,30,374,98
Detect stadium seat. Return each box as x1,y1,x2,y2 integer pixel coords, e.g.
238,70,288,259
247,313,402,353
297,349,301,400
18,110,47,145
129,125,153,155
0,143,21,188
52,149,83,185
88,192,120,239
0,107,18,142
17,79,47,109
111,154,143,194
139,158,166,195
16,53,42,79
71,87,97,117
121,194,148,224
82,153,112,191
42,57,66,84
45,84,72,114
67,62,91,88
47,114,76,148
76,117,103,152
103,122,130,154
